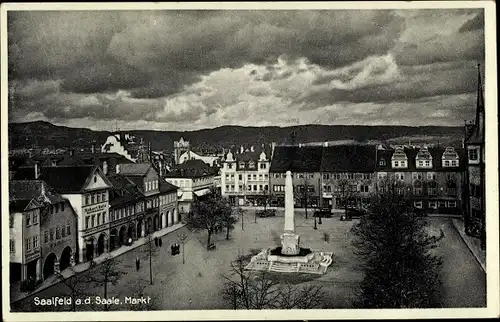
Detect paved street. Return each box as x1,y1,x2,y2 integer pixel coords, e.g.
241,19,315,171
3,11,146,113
11,211,486,311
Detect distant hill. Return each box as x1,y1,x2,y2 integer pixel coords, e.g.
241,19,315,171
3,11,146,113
8,121,465,152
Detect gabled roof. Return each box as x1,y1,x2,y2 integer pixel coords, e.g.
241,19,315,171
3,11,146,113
119,163,152,176
164,159,218,178
9,180,65,209
321,145,376,172
38,165,110,194
269,146,323,173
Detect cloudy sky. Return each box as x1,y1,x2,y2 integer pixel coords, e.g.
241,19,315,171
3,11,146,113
8,8,484,131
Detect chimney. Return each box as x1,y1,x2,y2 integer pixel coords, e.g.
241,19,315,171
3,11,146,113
250,146,255,152
240,146,244,154
34,162,40,179
116,164,120,174
103,160,108,175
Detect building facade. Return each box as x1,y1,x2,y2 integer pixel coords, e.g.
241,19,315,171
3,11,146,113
38,166,113,264
375,146,466,214
164,159,218,215
9,180,78,283
269,146,323,208
221,149,271,206
464,65,485,248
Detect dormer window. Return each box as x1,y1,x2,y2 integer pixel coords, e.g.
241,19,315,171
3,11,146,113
391,148,408,169
379,158,386,166
248,161,255,169
416,147,433,169
239,162,245,169
468,147,479,162
442,147,460,167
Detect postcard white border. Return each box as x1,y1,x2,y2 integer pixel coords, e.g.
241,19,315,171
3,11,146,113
1,1,498,321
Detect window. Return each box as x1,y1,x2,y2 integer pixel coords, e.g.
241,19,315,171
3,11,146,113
55,203,59,213
298,173,304,179
414,201,423,209
347,173,354,180
239,185,243,191
260,163,266,169
102,192,107,202
61,202,65,211
25,237,31,251
394,161,399,167
85,195,90,205
225,185,229,191
50,229,54,241
248,174,251,180
253,174,257,180
414,187,423,196
323,173,330,180
427,172,436,181
349,185,358,192
9,215,14,228
379,159,386,166
259,174,263,180
425,160,430,167
360,185,369,193
447,201,457,208
247,185,252,191
428,188,437,196
33,235,39,248
96,193,101,203
44,230,49,243
468,148,478,161
62,226,66,237
307,173,314,179
67,223,71,236
259,185,263,191
274,173,280,179
10,240,15,253
253,185,258,191
238,174,243,180
378,172,387,180
228,163,233,169
428,201,438,209
231,185,235,191
97,213,101,225
413,173,423,180
307,185,315,193
418,161,424,167
438,201,447,208
395,173,405,181
447,187,457,196
363,174,371,180
264,185,268,191
56,227,61,239
273,185,285,192
444,160,450,167
91,215,95,227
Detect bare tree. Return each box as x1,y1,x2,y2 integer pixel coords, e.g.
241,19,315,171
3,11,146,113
55,268,92,311
143,233,159,285
87,255,127,311
127,279,161,311
177,232,189,264
222,255,325,309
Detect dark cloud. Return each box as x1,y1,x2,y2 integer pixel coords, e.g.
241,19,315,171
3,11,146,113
9,10,404,98
297,63,480,108
459,11,484,33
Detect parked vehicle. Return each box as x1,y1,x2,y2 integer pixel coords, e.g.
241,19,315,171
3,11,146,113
257,209,276,218
313,208,333,218
341,207,368,221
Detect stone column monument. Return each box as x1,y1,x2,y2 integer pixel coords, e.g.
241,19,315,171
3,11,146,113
281,171,300,255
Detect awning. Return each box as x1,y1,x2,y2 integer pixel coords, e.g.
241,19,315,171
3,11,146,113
194,188,211,197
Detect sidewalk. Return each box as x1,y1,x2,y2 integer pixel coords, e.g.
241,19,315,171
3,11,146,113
451,219,486,272
11,223,185,304
239,206,346,213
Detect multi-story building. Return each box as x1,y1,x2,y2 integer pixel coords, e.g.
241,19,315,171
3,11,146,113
107,167,179,251
164,159,218,215
269,146,323,208
320,145,377,209
37,165,113,264
221,147,271,206
9,180,77,283
375,146,466,214
464,65,485,248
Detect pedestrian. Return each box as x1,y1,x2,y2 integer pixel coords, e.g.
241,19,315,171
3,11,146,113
135,256,140,271
159,237,163,247
128,237,132,246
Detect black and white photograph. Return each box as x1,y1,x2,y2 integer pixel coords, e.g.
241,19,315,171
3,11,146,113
1,1,498,321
